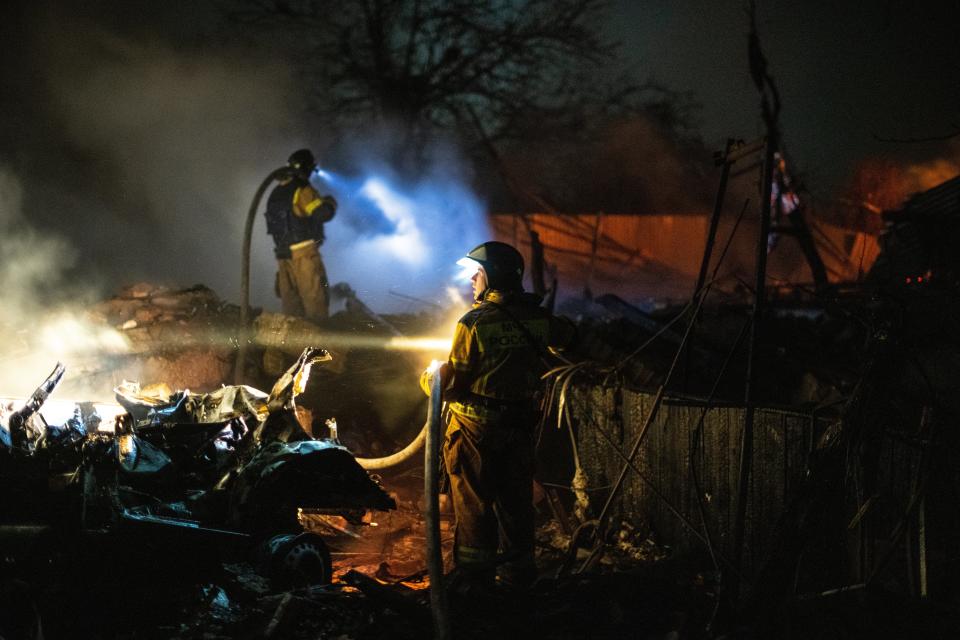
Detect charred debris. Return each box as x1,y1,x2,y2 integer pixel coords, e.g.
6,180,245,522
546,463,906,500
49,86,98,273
2,173,960,638
0,347,398,637
534,171,960,638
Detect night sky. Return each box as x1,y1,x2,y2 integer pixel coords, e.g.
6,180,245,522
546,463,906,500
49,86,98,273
1,0,958,310
609,0,960,191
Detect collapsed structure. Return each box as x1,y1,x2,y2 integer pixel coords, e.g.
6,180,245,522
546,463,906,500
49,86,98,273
0,348,395,593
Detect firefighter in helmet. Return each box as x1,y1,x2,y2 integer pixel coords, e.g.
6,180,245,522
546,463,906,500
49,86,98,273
422,241,575,591
265,149,338,322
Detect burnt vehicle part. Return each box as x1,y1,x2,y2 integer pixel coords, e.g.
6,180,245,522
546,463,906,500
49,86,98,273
114,348,395,532
0,365,105,528
256,531,333,588
4,362,66,450
109,347,394,585
2,348,395,589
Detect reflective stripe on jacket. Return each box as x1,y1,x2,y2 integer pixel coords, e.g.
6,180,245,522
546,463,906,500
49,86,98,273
443,289,575,420
265,180,336,258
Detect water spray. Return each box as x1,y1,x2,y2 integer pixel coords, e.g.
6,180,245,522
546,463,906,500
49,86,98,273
313,166,488,305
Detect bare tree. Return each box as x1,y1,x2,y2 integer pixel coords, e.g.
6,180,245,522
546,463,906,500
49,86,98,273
226,0,669,160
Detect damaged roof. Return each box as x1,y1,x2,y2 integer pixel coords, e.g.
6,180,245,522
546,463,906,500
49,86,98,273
885,173,960,222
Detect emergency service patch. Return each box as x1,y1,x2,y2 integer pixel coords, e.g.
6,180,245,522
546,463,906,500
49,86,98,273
475,319,549,353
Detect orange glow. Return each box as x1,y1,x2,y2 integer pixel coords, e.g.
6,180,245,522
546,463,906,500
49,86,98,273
490,212,708,299
846,155,960,216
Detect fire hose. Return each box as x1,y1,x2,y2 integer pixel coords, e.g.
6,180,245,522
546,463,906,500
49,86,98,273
354,377,448,638
354,420,427,470
423,366,450,638
235,166,293,385
235,167,447,635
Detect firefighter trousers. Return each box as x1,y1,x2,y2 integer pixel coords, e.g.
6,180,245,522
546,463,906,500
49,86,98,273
443,409,536,585
275,244,329,322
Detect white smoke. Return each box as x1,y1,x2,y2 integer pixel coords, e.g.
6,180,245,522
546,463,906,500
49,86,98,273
0,167,130,400
41,21,303,311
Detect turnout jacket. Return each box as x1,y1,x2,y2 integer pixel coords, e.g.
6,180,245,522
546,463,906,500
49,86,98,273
429,289,575,421
265,179,337,258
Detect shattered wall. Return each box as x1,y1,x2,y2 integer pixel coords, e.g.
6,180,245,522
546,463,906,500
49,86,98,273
569,383,827,579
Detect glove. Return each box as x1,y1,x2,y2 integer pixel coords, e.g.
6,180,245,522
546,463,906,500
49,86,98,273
419,360,448,397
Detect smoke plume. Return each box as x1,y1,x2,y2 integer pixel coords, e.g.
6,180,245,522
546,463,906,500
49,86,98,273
0,167,129,400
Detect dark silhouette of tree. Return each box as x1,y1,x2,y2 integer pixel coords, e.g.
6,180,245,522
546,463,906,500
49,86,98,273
226,0,692,160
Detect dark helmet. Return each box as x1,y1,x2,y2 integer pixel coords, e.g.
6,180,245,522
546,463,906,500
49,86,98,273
464,241,524,291
287,148,316,181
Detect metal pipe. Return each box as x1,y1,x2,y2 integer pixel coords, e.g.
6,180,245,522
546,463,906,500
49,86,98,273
235,166,291,384
687,140,734,392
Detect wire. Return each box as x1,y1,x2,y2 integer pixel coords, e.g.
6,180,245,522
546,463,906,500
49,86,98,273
540,481,614,493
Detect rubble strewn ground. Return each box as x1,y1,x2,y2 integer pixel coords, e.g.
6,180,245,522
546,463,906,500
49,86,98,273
24,476,699,639
8,506,960,639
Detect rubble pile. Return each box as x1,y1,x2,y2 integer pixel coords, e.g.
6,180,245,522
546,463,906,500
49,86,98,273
88,282,242,391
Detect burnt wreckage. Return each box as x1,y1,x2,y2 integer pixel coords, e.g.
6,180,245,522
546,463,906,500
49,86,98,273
540,172,960,632
0,347,395,588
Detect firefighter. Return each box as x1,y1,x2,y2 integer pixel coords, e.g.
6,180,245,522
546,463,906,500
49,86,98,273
422,241,575,592
265,149,338,322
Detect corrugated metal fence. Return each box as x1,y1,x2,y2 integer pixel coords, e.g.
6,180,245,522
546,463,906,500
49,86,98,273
568,384,828,579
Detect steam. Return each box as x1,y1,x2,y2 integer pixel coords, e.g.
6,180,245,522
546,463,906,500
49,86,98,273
37,18,488,315
0,167,129,400
505,114,714,216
